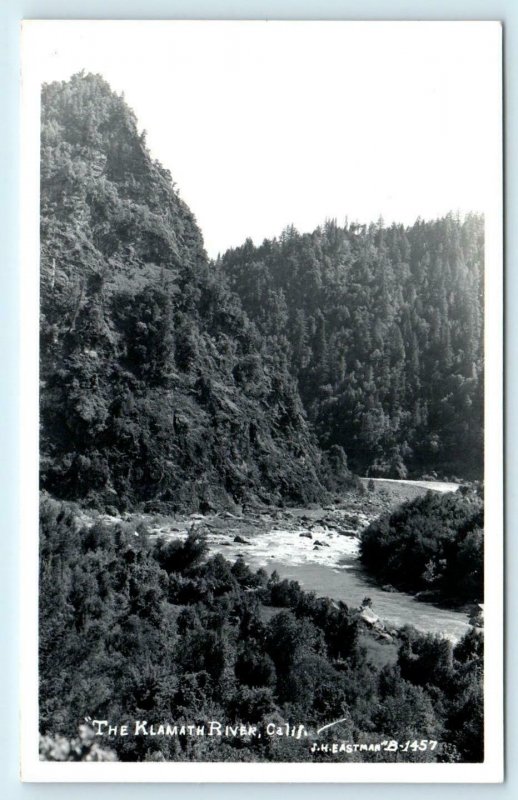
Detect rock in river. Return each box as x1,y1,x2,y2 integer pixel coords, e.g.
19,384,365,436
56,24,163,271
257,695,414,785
233,535,251,545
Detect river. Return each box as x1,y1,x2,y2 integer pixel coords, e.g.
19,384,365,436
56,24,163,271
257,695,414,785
200,527,469,642
147,479,471,642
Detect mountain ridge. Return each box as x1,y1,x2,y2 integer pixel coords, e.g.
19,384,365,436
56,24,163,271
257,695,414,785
40,72,332,512
40,73,483,513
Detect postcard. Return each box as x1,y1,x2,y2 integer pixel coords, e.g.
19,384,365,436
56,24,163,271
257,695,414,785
19,19,503,782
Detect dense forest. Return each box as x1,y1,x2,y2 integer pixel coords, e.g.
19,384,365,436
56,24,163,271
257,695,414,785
38,73,485,764
360,489,484,605
221,216,484,479
40,73,483,513
39,496,483,763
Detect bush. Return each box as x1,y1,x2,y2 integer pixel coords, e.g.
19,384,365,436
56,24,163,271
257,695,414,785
359,491,483,604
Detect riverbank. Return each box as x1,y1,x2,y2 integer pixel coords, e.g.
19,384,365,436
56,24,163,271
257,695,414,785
76,480,470,642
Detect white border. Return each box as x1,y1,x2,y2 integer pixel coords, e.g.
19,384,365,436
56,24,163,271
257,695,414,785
19,19,504,783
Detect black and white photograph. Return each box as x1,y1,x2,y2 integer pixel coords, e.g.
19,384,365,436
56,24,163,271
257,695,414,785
19,20,503,782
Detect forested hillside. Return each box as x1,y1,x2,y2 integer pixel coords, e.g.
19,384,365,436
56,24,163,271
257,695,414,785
221,216,484,479
40,73,332,512
40,72,484,506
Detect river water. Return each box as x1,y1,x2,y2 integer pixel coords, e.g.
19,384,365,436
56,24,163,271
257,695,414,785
205,531,469,642
136,479,473,642
152,500,471,642
260,559,470,641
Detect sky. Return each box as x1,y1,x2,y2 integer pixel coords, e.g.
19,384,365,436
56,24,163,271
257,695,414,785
22,20,502,257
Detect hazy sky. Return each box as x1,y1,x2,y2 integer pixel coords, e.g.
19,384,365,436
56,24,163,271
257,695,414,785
23,20,501,257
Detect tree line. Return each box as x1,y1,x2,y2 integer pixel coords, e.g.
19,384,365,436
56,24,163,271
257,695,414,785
221,214,483,480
